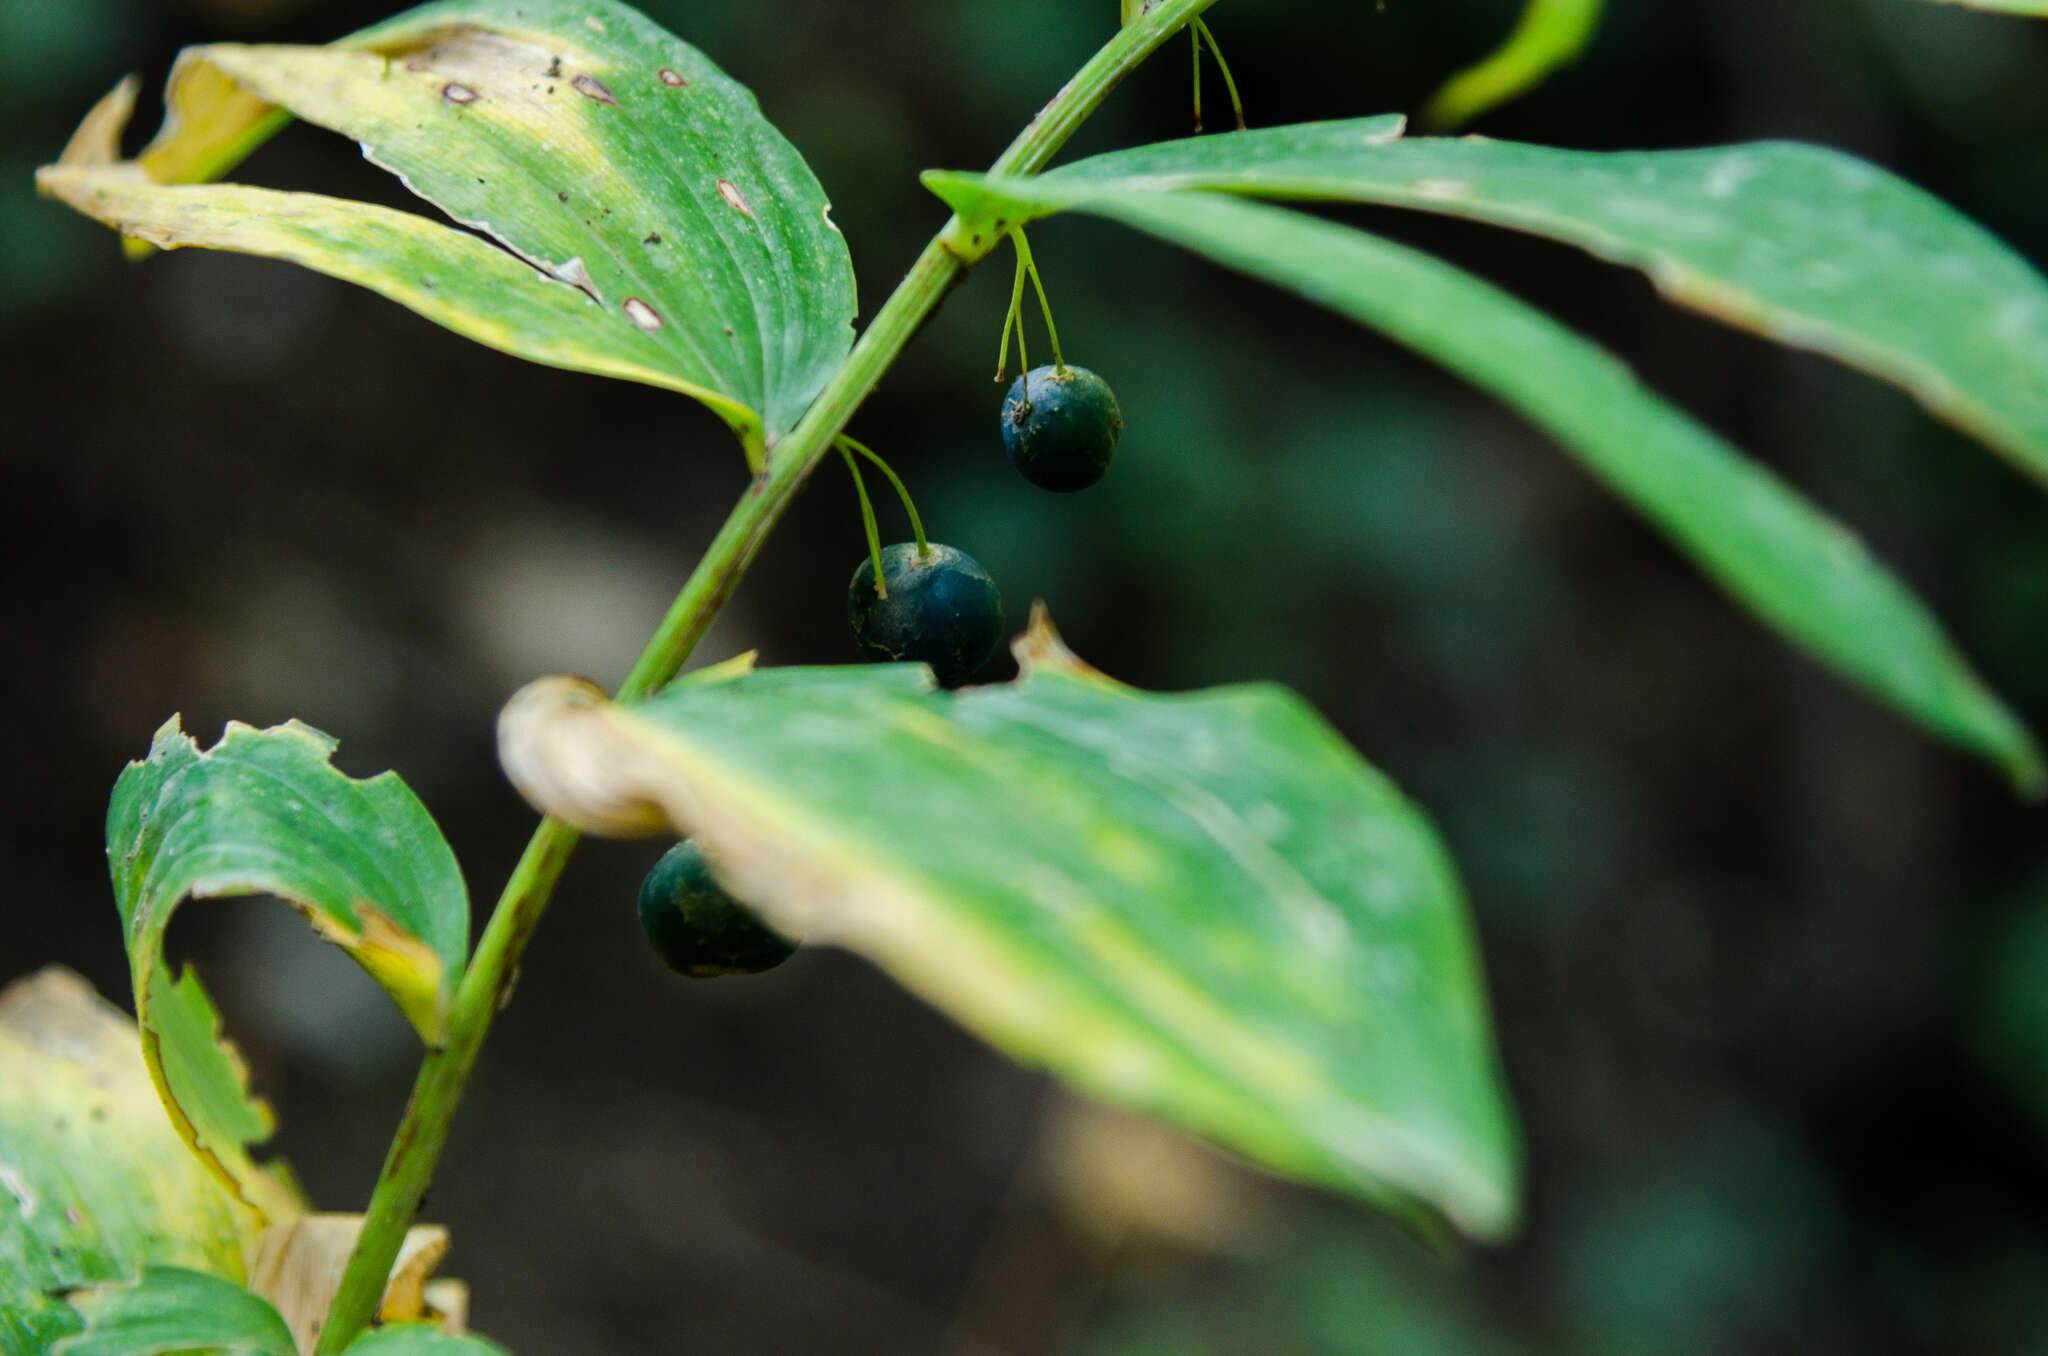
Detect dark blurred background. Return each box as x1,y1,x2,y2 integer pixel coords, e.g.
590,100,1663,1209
6,0,2048,1351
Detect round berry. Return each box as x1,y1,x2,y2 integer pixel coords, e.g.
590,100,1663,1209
848,542,1005,687
1001,364,1122,492
637,840,796,978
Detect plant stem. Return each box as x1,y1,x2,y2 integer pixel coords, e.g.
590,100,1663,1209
1011,228,1066,373
842,443,888,597
314,2,1220,1348
1194,19,1246,131
997,249,1028,381
837,435,929,556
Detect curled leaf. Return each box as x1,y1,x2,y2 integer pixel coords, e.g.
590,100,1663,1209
107,719,469,1219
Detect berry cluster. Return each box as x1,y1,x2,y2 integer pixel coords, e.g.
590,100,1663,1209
640,232,1125,978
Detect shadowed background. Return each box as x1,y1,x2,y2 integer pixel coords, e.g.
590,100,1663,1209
5,0,2048,1351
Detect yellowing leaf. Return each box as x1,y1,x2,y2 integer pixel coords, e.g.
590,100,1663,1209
0,969,266,1354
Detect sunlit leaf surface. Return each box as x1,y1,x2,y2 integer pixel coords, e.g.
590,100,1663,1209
496,618,1522,1241
37,0,856,457
1021,120,2048,490
107,720,469,1220
1908,0,2048,12
0,970,265,1355
924,170,2043,793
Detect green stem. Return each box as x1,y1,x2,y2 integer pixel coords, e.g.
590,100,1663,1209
996,251,1026,381
314,2,1221,1348
1193,19,1245,130
1191,22,1204,132
837,435,929,556
841,443,888,597
1011,227,1066,374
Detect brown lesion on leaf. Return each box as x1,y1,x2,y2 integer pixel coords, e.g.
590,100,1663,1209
546,255,602,304
717,178,755,218
572,73,618,105
658,67,689,88
623,297,664,331
440,83,479,105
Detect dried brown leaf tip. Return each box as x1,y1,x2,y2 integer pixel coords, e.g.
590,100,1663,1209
1012,601,1117,685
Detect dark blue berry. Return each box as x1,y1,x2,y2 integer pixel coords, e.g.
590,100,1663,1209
848,542,1005,686
1001,365,1122,492
637,840,796,978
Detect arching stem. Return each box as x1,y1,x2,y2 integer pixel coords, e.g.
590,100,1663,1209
1011,227,1066,375
841,442,888,597
1194,19,1245,130
837,434,929,558
996,246,1029,382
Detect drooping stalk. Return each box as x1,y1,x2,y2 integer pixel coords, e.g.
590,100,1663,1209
996,248,1029,381
1011,228,1067,374
837,434,929,557
842,443,889,597
314,2,1223,1348
1194,19,1246,131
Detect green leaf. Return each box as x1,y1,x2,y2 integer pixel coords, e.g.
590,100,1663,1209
37,0,857,459
55,1266,296,1356
0,970,267,1355
107,719,470,1219
346,1326,513,1355
1423,0,1606,129
1905,0,2048,12
495,619,1523,1241
923,172,2043,794
1012,120,2048,492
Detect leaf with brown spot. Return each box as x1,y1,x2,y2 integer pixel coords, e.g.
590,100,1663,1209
38,0,857,462
106,719,470,1221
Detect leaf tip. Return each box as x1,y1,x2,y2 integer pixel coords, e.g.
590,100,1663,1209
676,650,759,689
54,75,140,171
1012,602,1117,686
